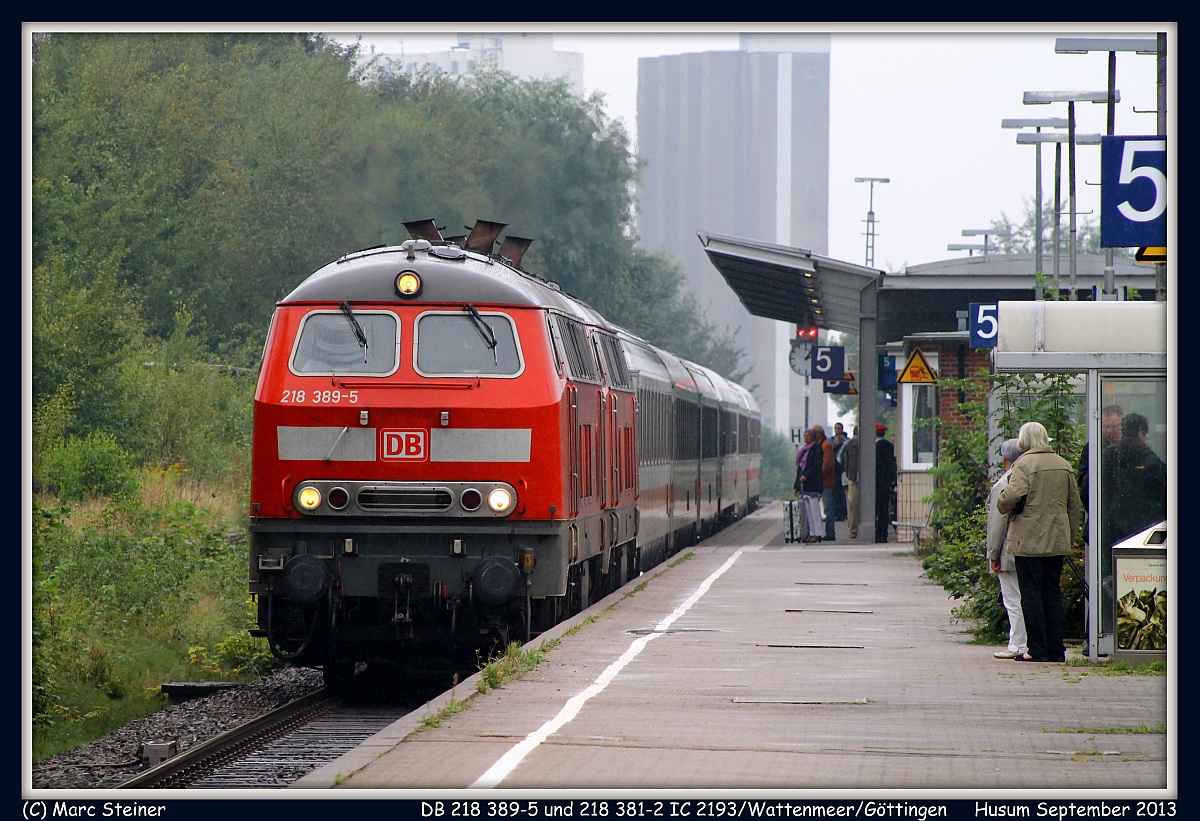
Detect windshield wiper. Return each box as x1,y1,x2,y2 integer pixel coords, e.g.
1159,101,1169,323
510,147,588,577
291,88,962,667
464,304,499,366
340,301,369,361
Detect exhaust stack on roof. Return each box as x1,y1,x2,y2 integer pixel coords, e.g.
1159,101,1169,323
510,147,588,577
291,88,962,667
403,219,444,242
463,220,507,255
497,235,534,269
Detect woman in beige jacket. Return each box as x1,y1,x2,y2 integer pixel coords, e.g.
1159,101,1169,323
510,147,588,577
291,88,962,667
997,422,1082,662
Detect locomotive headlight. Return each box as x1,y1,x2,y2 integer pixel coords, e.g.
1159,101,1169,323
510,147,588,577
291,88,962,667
395,271,422,298
487,487,515,514
297,486,322,511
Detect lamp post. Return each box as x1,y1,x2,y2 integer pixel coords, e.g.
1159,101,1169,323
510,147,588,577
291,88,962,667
1055,37,1159,299
854,177,890,267
1001,117,1068,277
1023,90,1118,300
1015,131,1101,299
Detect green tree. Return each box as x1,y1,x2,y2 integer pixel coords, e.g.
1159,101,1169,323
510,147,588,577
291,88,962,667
31,255,147,440
32,32,365,347
988,197,1130,262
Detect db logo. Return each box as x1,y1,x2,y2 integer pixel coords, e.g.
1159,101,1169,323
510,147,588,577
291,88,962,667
382,429,427,461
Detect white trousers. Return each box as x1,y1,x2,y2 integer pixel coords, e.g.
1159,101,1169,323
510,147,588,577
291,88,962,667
802,495,823,537
997,569,1028,655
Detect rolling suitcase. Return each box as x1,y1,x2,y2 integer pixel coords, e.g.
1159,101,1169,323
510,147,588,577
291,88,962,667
784,498,808,543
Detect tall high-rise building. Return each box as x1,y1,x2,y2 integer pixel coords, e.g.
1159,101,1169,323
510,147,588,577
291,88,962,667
637,33,831,436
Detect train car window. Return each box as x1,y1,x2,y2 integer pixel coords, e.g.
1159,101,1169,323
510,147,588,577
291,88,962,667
291,311,399,376
415,311,524,377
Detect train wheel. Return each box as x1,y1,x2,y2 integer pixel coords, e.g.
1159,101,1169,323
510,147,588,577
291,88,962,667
531,596,563,634
627,543,640,581
323,660,358,691
571,560,591,614
610,544,626,590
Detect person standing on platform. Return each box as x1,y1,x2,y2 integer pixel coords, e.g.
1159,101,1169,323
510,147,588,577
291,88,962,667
997,421,1082,663
986,438,1027,660
832,422,849,521
842,426,861,539
812,424,838,542
874,423,897,543
1077,403,1123,521
1102,412,1167,550
793,429,825,543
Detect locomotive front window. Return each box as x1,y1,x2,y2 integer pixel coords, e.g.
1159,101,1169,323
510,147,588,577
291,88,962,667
415,311,523,377
291,311,399,376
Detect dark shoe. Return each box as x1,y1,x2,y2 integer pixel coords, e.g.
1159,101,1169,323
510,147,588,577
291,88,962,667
1014,654,1055,662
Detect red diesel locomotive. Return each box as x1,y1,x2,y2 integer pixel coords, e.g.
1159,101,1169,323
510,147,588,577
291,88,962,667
248,219,761,686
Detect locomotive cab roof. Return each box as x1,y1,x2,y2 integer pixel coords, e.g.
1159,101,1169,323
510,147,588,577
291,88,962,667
281,238,607,330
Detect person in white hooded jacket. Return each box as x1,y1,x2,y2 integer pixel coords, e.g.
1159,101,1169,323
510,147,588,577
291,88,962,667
986,438,1027,660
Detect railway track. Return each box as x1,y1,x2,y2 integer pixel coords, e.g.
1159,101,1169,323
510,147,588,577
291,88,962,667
115,686,414,789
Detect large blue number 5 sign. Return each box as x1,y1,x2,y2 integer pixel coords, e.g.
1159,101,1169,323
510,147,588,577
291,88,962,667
1101,135,1167,248
809,346,844,379
969,303,998,349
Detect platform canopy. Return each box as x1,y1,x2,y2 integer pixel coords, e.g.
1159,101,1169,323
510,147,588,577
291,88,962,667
697,231,881,335
700,231,1159,343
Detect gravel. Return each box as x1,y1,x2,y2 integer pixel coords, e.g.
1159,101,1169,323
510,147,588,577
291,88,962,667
30,667,326,791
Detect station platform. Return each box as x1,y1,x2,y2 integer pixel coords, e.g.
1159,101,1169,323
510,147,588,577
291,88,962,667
293,501,1171,797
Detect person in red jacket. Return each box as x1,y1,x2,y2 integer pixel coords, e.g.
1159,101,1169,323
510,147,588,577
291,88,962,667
811,424,838,541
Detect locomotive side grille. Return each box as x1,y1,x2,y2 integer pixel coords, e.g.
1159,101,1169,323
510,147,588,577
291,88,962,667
358,488,453,511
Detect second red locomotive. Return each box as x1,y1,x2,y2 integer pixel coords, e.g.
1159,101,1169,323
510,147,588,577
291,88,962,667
248,219,761,686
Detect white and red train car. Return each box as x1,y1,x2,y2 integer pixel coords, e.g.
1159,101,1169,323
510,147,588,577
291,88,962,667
248,220,760,685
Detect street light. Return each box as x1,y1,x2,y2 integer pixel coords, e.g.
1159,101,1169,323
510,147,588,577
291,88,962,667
1001,117,1068,277
1014,131,1101,299
1023,90,1118,300
854,177,889,267
961,228,1012,255
1055,37,1163,300
947,243,986,257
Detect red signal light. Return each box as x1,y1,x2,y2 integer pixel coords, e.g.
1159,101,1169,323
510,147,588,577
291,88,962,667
796,326,818,340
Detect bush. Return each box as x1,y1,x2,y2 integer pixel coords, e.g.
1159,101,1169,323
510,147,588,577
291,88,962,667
39,431,139,501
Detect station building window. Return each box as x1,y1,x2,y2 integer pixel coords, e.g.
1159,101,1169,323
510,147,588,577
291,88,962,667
901,351,938,471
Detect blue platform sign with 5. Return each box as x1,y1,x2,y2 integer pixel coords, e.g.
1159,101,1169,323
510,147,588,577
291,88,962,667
1101,135,1167,248
969,303,999,349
